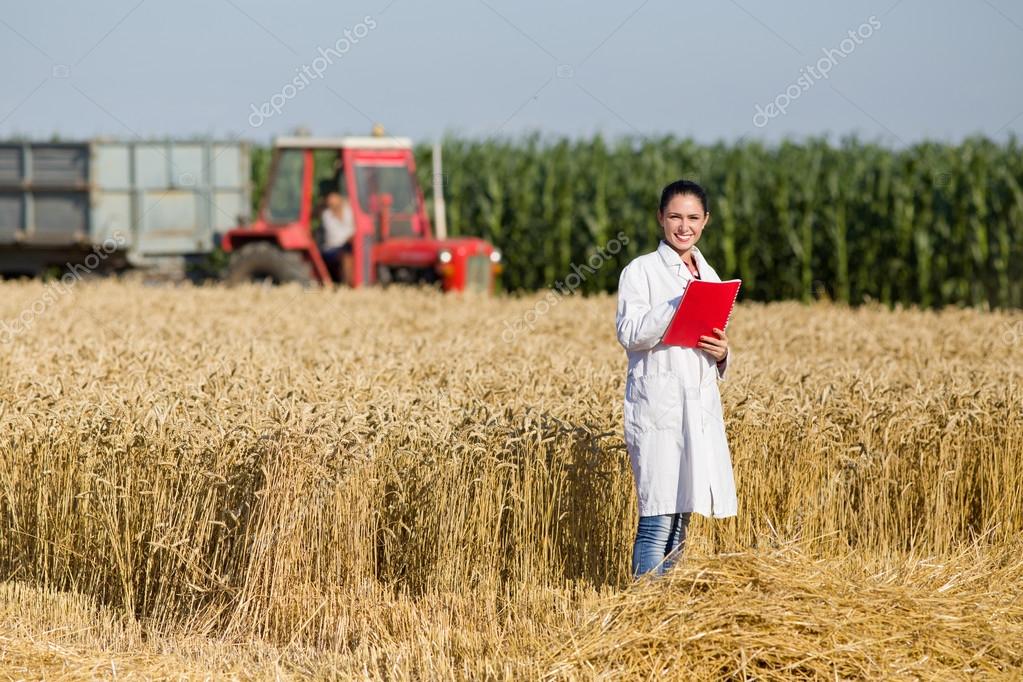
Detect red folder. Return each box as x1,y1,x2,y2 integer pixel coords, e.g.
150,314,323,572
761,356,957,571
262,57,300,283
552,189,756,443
661,279,741,347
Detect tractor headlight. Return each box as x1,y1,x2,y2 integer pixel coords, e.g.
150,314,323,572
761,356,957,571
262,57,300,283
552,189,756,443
489,250,502,263
438,250,453,264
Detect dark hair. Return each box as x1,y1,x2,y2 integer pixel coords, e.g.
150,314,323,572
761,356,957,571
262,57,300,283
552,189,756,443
659,179,708,215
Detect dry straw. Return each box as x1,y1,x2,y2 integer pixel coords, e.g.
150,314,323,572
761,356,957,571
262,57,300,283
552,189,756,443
543,537,1023,680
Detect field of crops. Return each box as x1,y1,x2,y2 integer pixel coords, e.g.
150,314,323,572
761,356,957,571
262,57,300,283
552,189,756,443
1,280,1022,679
387,135,1023,308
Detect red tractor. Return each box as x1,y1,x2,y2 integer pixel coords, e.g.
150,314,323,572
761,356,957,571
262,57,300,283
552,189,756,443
221,134,501,291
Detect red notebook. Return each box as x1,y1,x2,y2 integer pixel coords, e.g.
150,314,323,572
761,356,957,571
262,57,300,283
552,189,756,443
661,279,742,347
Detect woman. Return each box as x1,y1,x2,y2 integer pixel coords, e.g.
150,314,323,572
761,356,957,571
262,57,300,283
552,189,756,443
615,179,735,578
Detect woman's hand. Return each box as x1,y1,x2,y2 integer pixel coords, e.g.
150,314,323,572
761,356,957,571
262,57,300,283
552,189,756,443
698,327,729,363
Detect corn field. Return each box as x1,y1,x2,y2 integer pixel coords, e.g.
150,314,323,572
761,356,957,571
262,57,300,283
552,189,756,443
1,281,1021,679
417,135,1023,307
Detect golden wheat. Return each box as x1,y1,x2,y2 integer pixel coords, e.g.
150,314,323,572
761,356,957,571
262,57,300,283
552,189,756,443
0,281,1021,680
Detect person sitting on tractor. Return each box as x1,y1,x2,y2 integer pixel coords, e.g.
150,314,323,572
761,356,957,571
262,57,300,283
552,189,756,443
320,190,355,286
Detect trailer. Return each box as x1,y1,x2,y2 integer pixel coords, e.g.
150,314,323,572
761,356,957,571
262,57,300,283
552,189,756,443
0,140,249,277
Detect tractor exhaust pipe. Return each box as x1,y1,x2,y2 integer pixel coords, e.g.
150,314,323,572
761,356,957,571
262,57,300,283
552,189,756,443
432,142,447,240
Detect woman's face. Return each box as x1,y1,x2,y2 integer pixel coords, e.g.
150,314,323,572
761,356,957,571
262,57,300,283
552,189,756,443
658,193,708,254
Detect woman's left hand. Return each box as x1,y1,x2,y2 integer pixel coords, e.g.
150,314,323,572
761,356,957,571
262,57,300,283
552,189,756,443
698,327,729,362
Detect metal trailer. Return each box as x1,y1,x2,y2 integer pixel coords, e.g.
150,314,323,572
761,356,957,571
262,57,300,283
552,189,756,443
0,140,249,277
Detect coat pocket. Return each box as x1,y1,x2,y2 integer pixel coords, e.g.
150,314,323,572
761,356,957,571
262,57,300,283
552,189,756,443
625,373,686,433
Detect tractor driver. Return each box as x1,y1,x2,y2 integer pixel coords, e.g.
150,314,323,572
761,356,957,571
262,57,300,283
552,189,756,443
321,190,355,286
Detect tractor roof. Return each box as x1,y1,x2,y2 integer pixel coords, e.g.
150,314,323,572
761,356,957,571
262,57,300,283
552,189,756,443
274,136,413,150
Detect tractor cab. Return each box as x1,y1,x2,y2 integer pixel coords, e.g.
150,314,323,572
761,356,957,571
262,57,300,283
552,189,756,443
221,134,501,291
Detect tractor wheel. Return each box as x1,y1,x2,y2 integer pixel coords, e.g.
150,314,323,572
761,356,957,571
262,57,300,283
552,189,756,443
225,242,312,286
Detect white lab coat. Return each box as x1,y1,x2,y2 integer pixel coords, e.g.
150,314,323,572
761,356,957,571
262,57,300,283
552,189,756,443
615,239,737,519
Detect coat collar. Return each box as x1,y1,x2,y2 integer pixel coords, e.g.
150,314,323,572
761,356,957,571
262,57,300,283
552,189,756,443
657,239,702,280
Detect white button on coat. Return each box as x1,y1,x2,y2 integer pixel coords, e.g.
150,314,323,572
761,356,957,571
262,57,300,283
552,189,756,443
615,239,737,519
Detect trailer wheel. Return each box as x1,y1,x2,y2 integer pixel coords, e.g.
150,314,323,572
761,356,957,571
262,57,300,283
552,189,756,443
225,242,312,286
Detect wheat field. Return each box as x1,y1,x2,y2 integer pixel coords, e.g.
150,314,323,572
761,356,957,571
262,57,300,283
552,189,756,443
0,280,1021,680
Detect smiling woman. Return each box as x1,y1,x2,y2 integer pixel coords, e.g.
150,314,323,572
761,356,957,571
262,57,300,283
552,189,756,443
615,179,735,579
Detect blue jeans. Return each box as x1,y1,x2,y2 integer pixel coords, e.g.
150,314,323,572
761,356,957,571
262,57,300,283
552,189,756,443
631,512,693,578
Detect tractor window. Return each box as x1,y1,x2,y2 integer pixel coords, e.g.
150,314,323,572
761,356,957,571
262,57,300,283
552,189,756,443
354,164,416,215
266,150,304,224
313,150,343,197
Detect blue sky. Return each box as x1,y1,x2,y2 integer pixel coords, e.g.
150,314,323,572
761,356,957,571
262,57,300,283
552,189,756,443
1,0,1021,145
